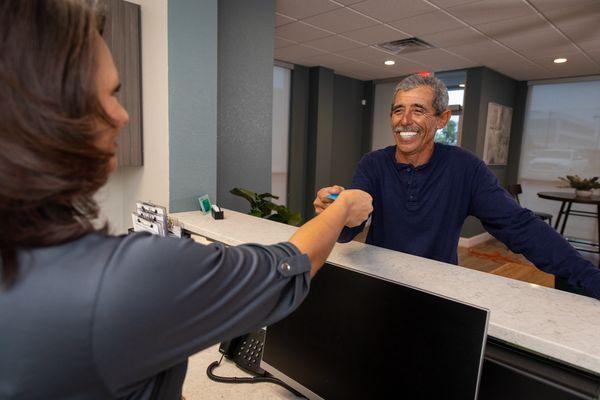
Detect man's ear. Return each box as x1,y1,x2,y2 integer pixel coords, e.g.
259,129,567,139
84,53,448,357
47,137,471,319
436,109,452,129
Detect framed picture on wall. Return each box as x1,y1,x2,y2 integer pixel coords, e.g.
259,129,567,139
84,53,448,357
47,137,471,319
483,102,513,165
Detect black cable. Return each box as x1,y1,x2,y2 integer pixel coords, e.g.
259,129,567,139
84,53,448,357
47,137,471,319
206,355,305,397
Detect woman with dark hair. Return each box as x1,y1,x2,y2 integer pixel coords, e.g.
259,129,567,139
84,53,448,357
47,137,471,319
0,1,372,398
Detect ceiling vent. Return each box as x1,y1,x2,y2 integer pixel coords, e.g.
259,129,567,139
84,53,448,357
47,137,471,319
375,37,434,54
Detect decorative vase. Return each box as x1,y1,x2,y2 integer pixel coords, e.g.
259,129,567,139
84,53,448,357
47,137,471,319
575,189,593,198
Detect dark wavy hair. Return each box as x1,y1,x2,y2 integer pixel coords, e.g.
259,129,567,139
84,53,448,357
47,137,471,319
0,0,113,287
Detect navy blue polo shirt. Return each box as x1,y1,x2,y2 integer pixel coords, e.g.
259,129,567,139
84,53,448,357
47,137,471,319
340,143,600,299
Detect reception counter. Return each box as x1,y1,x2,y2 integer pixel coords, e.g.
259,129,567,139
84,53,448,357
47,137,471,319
173,209,600,399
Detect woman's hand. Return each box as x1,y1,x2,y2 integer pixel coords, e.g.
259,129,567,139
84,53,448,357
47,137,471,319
335,189,373,227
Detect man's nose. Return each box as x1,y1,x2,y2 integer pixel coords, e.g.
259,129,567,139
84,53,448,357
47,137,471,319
400,110,412,126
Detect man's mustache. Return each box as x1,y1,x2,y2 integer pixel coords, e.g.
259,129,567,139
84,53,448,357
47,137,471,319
394,126,423,134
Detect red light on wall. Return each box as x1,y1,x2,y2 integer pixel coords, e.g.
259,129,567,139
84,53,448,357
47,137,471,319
417,71,432,77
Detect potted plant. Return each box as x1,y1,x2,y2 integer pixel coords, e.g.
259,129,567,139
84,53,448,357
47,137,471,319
230,188,302,226
557,175,600,198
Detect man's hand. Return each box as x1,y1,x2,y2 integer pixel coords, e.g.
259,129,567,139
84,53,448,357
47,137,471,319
314,185,345,215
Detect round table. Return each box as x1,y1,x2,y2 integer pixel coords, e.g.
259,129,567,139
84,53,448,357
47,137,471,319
537,191,599,266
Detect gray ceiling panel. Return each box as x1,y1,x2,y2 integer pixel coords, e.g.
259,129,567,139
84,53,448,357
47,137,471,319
302,7,380,33
273,0,600,80
276,0,340,20
349,0,437,22
446,0,536,25
341,24,410,44
389,10,465,36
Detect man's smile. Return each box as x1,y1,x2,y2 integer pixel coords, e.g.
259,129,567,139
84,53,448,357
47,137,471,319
394,126,423,141
398,131,418,139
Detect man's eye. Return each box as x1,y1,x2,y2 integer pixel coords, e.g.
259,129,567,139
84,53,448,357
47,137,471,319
413,109,424,115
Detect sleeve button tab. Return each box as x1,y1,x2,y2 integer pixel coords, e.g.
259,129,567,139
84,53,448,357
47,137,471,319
281,262,291,272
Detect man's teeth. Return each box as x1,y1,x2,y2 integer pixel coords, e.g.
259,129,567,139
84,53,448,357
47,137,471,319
399,131,418,138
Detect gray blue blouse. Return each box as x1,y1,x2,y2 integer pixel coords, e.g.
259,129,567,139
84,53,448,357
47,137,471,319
0,232,310,399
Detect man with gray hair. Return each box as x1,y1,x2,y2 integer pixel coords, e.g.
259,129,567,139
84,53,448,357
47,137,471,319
313,73,600,300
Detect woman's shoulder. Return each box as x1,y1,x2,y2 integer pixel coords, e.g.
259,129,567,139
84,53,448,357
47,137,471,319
30,231,191,272
99,231,203,269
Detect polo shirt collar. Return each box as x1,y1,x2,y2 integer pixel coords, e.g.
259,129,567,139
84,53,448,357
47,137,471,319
388,143,443,171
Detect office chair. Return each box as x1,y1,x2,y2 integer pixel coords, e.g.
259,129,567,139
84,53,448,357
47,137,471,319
507,184,553,225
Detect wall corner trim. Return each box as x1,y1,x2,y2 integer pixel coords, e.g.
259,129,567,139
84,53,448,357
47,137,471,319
458,232,493,248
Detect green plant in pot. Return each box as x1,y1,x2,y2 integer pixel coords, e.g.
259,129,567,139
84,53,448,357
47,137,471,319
558,175,600,198
230,188,302,226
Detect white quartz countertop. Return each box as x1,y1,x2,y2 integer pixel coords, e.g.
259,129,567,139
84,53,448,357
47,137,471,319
182,345,301,400
173,209,600,376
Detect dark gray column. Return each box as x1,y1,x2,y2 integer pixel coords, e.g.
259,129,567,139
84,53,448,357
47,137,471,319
331,75,371,189
306,66,335,218
168,0,217,212
461,67,483,156
507,81,528,186
288,66,310,221
217,0,276,212
460,68,486,237
361,81,375,156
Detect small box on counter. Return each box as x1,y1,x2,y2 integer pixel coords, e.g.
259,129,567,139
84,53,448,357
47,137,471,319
211,204,224,220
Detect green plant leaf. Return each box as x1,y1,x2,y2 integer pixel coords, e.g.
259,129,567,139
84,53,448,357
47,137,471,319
258,192,279,200
267,213,286,223
230,188,256,203
558,175,600,190
287,213,302,226
258,203,272,216
231,187,303,226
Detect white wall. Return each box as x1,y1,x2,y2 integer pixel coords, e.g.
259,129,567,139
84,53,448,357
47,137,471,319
95,0,169,234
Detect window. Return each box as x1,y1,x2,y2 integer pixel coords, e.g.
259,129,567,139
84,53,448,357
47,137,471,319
519,80,600,182
434,89,464,146
271,65,291,206
517,79,600,243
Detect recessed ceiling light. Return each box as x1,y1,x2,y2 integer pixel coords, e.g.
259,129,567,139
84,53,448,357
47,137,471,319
459,83,466,88
554,58,567,64
384,60,395,66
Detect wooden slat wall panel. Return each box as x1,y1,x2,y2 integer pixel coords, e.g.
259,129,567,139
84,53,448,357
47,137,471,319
103,0,143,167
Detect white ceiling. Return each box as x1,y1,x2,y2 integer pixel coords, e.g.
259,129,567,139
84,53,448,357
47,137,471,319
274,0,600,81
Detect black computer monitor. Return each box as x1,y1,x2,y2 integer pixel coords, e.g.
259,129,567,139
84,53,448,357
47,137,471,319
261,263,489,399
